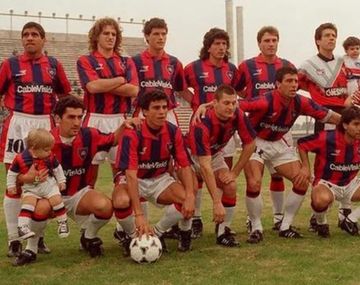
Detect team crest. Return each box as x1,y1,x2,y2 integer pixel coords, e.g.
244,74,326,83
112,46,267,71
226,71,233,80
166,65,174,74
78,147,88,160
47,67,56,79
119,61,126,70
95,63,103,71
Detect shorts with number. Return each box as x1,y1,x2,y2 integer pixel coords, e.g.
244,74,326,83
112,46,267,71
317,178,360,206
191,151,229,175
83,113,126,164
250,137,298,169
63,186,91,228
22,176,61,199
0,112,53,163
118,172,176,207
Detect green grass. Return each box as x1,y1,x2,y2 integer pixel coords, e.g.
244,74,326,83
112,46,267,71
0,160,360,285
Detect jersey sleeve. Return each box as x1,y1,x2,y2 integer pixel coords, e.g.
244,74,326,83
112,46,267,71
0,59,11,94
76,56,99,88
54,60,71,95
173,60,186,92
300,96,329,121
53,163,66,184
297,132,322,153
116,129,139,171
124,57,139,86
236,109,256,144
94,130,115,152
189,123,211,156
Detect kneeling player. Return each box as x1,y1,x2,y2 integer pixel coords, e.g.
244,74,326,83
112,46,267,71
298,106,360,237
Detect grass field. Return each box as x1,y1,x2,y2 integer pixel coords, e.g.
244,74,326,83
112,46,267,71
1,161,360,285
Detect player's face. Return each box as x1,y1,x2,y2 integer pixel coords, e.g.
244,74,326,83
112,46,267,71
316,28,337,52
258,32,278,57
344,119,360,140
143,100,168,129
277,73,298,98
97,25,117,53
214,93,237,120
31,146,52,159
146,28,167,51
58,107,84,138
208,38,228,61
346,45,360,60
21,27,45,57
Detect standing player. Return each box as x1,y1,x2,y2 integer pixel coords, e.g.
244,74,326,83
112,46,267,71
298,23,354,230
237,26,295,231
298,106,360,238
76,17,139,188
183,28,240,237
0,22,71,257
13,96,120,265
239,67,341,243
113,90,195,254
189,85,256,247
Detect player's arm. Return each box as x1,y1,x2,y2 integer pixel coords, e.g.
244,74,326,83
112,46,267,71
176,166,195,219
324,110,341,125
231,140,255,177
112,117,142,146
6,170,18,194
85,76,127,94
192,102,214,124
198,155,225,223
294,147,312,189
177,89,193,104
17,164,49,185
111,83,139,98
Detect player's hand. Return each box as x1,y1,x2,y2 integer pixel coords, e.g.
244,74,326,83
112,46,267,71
20,164,48,184
123,117,143,130
192,102,213,124
213,201,225,224
7,187,17,195
181,193,195,220
58,182,66,192
293,166,310,189
218,171,236,185
135,214,153,239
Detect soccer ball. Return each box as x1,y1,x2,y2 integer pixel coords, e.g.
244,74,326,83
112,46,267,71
130,235,162,263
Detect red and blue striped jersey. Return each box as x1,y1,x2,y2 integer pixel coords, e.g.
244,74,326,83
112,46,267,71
237,54,294,99
10,149,60,176
77,51,138,114
239,90,329,141
0,53,71,114
189,108,255,156
51,127,114,196
116,120,191,179
298,129,360,186
184,59,239,111
132,50,185,110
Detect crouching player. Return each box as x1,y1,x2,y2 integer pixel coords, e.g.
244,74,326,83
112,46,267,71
113,89,195,255
298,106,360,237
189,84,256,247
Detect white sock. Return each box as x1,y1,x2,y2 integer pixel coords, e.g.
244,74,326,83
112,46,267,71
85,214,110,239
141,201,149,220
194,188,202,218
53,202,67,222
246,195,263,232
154,204,182,236
3,196,21,241
117,215,136,237
179,218,192,231
270,191,284,219
280,191,305,231
348,207,360,223
217,206,235,236
26,220,47,254
314,211,328,225
18,204,35,227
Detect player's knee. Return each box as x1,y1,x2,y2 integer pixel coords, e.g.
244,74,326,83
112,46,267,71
94,197,113,217
112,194,130,209
34,199,52,217
247,179,261,193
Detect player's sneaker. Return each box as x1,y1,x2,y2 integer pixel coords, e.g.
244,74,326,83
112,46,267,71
12,249,36,266
80,233,104,257
215,224,237,235
113,229,131,257
340,217,359,236
216,226,240,247
38,237,51,254
191,218,203,239
246,216,252,234
308,214,318,232
338,208,352,228
178,230,192,252
7,240,22,257
272,213,284,231
247,230,264,244
18,225,35,240
279,227,303,239
162,224,179,239
317,224,330,238
58,220,70,238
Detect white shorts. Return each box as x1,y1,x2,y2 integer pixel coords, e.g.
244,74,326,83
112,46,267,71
118,172,176,207
222,134,241,158
63,186,91,227
250,137,298,168
317,178,360,205
191,151,229,175
137,109,179,126
83,113,126,164
0,112,53,163
22,177,61,199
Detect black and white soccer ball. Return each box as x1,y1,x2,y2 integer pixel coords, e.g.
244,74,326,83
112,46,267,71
130,235,162,263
